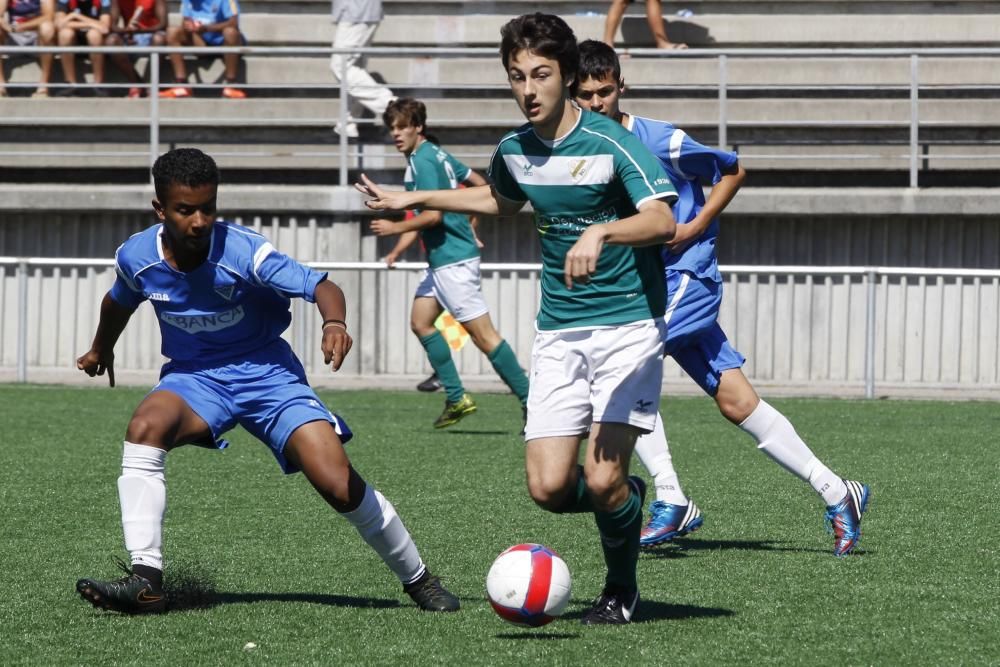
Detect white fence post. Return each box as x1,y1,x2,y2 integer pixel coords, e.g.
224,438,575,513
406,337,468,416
17,260,28,383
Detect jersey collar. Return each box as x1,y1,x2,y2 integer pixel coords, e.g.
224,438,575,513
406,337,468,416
532,102,582,148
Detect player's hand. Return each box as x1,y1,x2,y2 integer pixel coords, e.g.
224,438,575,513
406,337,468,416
182,17,197,31
355,173,412,212
563,226,606,289
382,252,400,268
76,348,116,387
474,234,485,250
322,325,352,372
369,218,396,237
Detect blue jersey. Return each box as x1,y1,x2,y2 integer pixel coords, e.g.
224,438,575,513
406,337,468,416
110,222,326,365
625,114,739,283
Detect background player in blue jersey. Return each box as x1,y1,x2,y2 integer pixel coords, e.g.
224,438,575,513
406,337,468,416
371,97,530,429
575,40,871,557
74,148,459,614
357,14,679,624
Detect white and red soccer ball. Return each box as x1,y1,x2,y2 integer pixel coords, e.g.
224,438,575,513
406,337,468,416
486,543,572,627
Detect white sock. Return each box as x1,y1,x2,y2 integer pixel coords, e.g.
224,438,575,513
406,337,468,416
342,485,426,585
118,442,167,571
739,400,847,506
634,413,687,505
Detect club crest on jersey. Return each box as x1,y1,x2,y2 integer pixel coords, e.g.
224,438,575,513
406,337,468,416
569,159,588,182
215,284,235,301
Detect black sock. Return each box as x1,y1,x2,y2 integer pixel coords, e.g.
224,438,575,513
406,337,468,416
132,563,163,589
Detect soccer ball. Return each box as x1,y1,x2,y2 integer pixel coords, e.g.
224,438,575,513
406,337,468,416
486,543,572,627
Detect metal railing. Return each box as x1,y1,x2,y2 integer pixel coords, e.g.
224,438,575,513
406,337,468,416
3,45,1000,186
4,256,1000,396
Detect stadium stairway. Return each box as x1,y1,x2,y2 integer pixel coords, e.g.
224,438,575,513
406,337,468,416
1,0,998,186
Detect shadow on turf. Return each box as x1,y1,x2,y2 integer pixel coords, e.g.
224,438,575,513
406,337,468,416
560,599,734,624
641,537,829,558
163,572,400,612
495,631,582,640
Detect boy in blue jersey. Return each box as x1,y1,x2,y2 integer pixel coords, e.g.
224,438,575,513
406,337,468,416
357,14,678,624
75,148,459,615
161,0,246,98
371,97,530,429
575,40,871,557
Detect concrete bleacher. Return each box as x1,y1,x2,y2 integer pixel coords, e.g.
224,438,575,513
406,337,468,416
1,0,998,185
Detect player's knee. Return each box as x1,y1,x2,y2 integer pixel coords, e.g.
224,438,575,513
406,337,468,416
104,33,122,46
718,392,758,424
584,474,626,512
125,414,173,447
38,21,55,40
151,32,166,46
526,476,571,512
57,28,74,44
165,26,184,44
222,26,241,43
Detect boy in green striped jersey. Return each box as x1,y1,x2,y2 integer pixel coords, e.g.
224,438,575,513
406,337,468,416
371,97,530,429
357,13,678,624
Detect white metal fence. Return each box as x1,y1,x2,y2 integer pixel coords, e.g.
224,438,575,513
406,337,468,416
3,257,999,396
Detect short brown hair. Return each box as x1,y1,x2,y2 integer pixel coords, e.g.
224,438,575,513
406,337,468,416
500,13,578,89
382,97,427,131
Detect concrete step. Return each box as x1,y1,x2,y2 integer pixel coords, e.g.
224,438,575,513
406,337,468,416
0,96,995,128
3,140,998,171
5,55,1000,88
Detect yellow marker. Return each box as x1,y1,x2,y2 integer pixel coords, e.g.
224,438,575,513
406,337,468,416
434,310,469,351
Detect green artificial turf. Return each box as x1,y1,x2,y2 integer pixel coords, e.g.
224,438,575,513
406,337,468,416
0,385,997,665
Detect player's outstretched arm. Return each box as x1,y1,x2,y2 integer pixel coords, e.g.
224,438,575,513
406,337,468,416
668,162,746,253
356,173,521,217
314,279,353,372
563,199,676,289
76,293,136,387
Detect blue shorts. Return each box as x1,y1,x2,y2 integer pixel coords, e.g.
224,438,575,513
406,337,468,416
663,271,746,396
152,339,352,474
200,30,245,47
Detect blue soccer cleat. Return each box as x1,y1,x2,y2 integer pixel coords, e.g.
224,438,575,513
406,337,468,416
639,499,704,547
825,480,871,556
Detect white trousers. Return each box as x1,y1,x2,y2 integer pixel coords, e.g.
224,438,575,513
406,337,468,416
330,21,395,117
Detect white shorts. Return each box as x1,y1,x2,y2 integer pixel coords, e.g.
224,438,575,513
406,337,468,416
414,258,489,323
523,319,667,440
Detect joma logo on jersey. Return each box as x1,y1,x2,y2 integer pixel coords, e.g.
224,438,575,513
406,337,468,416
148,292,170,302
161,306,246,333
520,161,534,177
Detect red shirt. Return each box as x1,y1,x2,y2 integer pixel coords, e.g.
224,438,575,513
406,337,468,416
115,0,158,29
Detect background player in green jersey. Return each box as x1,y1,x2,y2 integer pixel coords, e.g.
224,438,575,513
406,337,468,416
357,13,679,624
370,97,530,429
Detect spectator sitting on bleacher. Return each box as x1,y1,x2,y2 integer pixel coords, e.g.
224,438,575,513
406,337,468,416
54,0,110,96
330,0,395,138
160,0,245,99
104,0,166,98
0,0,56,97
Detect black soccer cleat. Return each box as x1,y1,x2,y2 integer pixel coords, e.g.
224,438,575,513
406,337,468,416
403,571,460,612
76,560,166,615
416,373,442,393
580,586,639,625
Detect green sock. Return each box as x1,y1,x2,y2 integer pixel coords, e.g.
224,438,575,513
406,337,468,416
418,331,464,403
550,466,593,514
487,339,530,405
593,487,642,591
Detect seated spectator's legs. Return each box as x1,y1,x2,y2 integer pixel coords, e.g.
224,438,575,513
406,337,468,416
164,24,193,86
36,20,56,95
84,27,105,86
107,31,166,93
218,25,242,85
0,26,11,96
56,25,81,85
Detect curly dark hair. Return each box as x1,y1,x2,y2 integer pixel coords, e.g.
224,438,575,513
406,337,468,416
382,97,428,131
499,13,578,89
578,39,622,84
151,148,220,201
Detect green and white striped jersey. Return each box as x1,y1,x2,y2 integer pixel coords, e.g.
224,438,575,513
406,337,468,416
488,109,677,330
406,140,480,269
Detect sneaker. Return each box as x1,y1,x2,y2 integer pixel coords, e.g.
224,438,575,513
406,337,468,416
333,120,359,139
416,373,442,392
127,86,143,99
76,560,166,614
221,86,246,99
403,571,460,612
580,586,639,625
433,393,476,429
640,499,704,547
31,88,49,98
825,480,871,556
158,86,192,99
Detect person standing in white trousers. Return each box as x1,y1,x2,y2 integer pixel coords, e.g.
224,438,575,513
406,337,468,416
330,0,395,138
